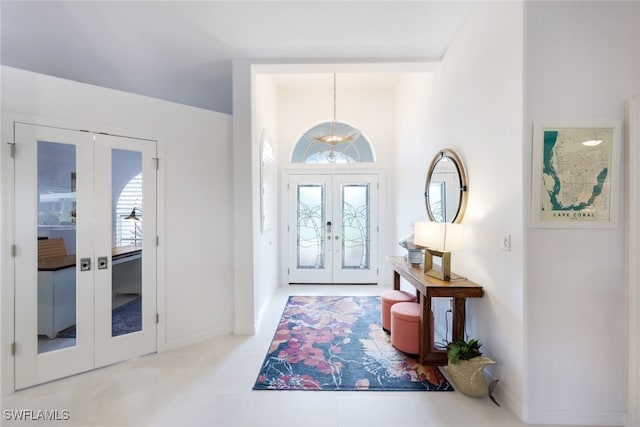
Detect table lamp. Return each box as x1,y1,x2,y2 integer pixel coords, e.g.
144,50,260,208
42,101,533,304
413,221,463,281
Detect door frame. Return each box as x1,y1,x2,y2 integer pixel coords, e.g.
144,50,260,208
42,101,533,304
281,167,385,285
0,113,166,395
627,95,640,427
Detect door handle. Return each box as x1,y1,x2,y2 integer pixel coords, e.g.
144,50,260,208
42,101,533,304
326,221,332,233
97,256,109,270
80,258,91,271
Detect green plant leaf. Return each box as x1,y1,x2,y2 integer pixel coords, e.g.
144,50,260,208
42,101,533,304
447,338,483,364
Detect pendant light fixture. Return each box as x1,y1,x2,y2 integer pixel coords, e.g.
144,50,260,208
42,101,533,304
123,207,141,221
312,73,360,162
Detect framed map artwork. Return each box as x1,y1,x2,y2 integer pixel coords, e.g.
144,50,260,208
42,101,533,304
531,121,621,228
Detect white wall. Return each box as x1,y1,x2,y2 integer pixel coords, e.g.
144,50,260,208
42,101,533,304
253,74,280,319
232,60,260,335
394,73,433,240
524,2,640,425
395,0,525,417
1,66,234,394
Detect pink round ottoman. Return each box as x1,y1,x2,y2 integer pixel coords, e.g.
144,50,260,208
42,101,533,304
390,302,421,355
381,290,417,331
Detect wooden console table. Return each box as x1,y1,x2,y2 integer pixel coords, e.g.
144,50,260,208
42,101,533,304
386,256,483,365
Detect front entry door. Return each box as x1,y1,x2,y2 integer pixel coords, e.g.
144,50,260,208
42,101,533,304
287,174,378,284
13,123,157,389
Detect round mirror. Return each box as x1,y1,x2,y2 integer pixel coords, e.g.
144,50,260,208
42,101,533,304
425,149,468,223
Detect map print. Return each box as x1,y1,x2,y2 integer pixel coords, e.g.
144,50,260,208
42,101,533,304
540,127,613,223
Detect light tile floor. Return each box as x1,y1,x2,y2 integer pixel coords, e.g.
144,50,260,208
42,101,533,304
2,285,590,427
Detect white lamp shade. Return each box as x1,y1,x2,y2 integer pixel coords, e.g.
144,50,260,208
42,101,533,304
413,222,463,251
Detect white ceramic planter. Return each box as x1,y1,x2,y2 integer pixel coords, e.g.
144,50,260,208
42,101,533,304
444,356,495,397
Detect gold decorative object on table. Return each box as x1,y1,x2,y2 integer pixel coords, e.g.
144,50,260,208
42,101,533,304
413,221,463,281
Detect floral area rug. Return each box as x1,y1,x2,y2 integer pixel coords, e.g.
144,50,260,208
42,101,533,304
253,295,453,391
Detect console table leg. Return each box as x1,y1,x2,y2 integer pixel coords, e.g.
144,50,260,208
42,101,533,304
419,294,432,365
452,297,467,341
393,271,400,290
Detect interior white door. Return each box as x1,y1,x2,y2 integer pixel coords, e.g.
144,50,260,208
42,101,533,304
14,124,95,388
287,174,378,284
93,134,157,367
13,123,157,389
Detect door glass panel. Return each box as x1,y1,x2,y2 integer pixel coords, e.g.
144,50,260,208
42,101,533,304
341,184,370,269
37,141,77,353
429,182,446,223
111,149,142,336
297,184,325,269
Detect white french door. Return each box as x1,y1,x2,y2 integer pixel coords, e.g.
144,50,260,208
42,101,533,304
13,123,157,389
287,174,378,284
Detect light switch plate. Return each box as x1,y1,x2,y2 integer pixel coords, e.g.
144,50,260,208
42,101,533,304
501,234,511,251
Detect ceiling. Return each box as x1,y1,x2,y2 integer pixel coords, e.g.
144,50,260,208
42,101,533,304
1,1,471,114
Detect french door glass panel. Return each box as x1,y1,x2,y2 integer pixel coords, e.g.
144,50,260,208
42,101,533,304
37,141,78,351
111,149,142,337
296,184,325,270
14,124,157,389
341,183,370,270
288,176,332,283
288,174,377,284
332,175,378,283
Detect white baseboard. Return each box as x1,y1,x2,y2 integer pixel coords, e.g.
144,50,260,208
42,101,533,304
488,371,625,426
523,409,625,426
163,326,231,352
233,325,256,335
488,377,524,421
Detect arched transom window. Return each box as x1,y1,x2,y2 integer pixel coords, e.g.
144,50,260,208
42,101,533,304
291,121,375,164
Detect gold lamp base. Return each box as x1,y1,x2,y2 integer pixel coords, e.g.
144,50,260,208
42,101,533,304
424,248,452,281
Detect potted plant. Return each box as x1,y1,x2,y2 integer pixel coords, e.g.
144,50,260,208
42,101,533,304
444,338,496,399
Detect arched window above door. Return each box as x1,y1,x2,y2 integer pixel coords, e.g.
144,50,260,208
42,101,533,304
291,121,375,164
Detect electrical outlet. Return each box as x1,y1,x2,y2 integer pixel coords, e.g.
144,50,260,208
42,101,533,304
501,234,511,251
